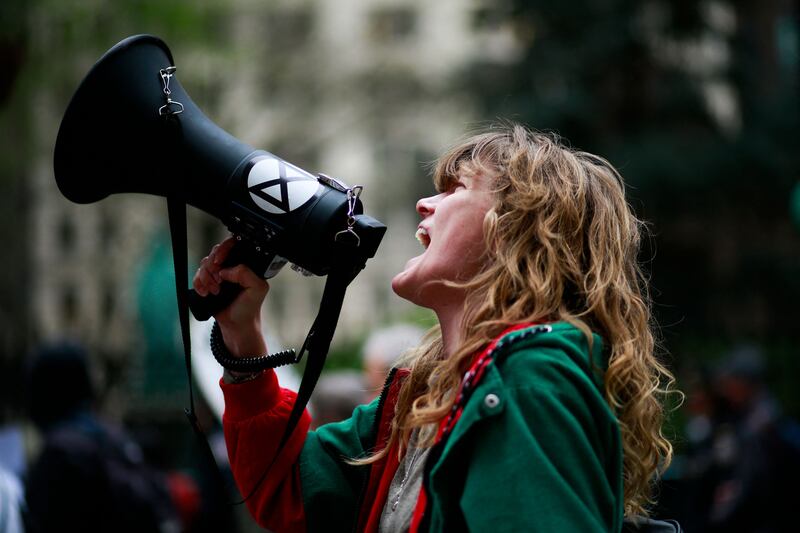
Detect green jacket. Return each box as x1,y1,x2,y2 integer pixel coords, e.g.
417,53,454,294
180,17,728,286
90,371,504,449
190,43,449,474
221,322,624,532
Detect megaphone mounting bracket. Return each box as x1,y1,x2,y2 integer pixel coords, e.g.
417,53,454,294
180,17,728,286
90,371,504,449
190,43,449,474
158,65,184,116
334,185,363,247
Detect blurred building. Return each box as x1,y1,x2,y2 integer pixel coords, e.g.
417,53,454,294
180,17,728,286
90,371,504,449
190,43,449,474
25,0,516,414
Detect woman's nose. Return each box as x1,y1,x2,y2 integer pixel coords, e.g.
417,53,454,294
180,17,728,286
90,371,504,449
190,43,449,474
416,194,439,217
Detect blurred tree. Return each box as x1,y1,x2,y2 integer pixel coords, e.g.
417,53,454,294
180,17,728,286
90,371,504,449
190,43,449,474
464,0,800,358
0,0,32,421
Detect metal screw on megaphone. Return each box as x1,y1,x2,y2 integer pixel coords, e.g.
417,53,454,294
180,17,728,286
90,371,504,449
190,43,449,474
317,173,349,193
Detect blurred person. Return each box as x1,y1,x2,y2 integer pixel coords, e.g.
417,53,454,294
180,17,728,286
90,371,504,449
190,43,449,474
362,324,425,402
0,422,27,532
704,345,800,533
671,366,724,532
194,125,680,531
0,465,25,533
309,370,365,428
24,342,179,533
0,424,26,484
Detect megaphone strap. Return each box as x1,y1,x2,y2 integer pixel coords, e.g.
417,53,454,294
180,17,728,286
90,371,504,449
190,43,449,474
166,196,196,421
235,259,363,504
167,195,233,502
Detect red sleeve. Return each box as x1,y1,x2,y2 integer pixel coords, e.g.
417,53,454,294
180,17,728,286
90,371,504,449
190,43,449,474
221,370,312,533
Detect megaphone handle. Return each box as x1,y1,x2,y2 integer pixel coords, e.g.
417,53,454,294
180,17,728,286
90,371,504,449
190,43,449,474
187,238,261,321
187,282,243,321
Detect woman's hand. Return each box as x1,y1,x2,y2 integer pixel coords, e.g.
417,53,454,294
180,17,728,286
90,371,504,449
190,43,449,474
193,237,269,357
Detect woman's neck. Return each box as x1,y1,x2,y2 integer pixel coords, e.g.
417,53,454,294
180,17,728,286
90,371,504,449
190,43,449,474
435,300,465,359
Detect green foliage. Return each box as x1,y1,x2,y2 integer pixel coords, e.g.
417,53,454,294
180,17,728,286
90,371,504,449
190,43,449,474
325,338,365,372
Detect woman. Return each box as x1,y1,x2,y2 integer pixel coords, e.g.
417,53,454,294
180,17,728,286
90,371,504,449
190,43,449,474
193,125,675,532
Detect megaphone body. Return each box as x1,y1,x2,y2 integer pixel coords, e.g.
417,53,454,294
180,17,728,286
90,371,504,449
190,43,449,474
54,35,386,319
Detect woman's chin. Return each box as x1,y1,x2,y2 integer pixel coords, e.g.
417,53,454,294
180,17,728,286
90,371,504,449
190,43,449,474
393,264,448,310
390,269,413,299
391,257,422,301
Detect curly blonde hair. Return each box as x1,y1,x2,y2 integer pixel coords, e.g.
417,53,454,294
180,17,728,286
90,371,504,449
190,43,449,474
361,124,675,516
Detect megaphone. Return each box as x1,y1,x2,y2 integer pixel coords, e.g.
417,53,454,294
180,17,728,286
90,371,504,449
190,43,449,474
54,34,386,321
54,35,387,499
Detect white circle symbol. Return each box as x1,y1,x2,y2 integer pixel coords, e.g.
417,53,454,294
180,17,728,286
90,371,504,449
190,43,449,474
247,157,321,215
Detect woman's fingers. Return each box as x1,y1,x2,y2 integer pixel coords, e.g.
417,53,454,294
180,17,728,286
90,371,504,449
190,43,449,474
193,264,220,296
219,264,269,293
192,238,269,355
215,265,269,329
211,237,237,265
194,236,270,314
193,236,242,295
200,255,222,284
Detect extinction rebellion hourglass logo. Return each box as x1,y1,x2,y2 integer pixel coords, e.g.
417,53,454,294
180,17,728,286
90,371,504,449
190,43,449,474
247,156,321,215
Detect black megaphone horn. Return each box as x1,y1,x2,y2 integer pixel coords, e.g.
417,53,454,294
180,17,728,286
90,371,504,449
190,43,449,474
54,34,386,322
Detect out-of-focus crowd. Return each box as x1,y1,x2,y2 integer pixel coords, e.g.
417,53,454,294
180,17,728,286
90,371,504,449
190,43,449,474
2,329,799,533
0,323,425,533
659,345,800,532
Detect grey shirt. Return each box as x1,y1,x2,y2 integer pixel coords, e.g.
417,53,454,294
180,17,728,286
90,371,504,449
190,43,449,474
379,429,433,533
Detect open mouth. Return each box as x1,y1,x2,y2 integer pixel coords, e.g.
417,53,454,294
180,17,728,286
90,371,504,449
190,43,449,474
415,227,430,249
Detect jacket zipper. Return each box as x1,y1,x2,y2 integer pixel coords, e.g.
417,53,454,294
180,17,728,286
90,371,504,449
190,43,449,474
489,324,553,364
351,366,399,533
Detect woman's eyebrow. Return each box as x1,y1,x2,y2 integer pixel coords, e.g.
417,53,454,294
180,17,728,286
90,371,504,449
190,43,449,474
437,175,458,191
459,174,483,188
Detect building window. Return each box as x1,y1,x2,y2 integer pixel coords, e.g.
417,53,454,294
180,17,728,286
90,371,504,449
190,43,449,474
372,141,435,215
101,282,115,322
472,5,508,32
368,7,417,44
265,8,315,50
99,210,115,252
61,284,78,324
58,215,75,254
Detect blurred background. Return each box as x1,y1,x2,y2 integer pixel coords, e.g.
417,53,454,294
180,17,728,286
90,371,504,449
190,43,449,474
0,0,798,531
